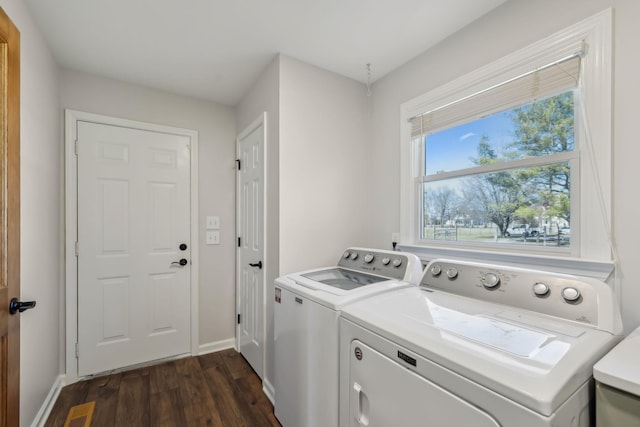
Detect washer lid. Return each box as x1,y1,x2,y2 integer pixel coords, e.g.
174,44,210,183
275,273,412,311
301,267,387,290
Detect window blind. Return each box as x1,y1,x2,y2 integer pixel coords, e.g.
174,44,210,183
410,54,582,137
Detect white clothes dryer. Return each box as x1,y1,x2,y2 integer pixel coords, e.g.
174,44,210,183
339,259,623,427
273,247,423,427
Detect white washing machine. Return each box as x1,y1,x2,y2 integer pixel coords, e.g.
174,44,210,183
274,247,423,427
339,259,623,427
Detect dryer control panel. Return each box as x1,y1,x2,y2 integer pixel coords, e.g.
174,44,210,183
421,259,622,333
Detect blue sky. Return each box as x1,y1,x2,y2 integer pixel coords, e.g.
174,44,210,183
425,110,514,175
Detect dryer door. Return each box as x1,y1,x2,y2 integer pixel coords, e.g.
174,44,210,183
348,340,500,427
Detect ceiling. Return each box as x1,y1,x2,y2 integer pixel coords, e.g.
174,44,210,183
25,0,507,106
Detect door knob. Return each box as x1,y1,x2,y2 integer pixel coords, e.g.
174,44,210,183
171,258,188,266
9,298,36,315
249,261,263,269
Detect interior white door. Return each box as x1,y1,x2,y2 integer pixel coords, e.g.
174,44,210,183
236,117,265,378
76,121,191,376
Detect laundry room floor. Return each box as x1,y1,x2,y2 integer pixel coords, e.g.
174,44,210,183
44,349,280,427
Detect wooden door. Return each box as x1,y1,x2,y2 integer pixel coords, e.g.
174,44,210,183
76,121,192,376
236,115,265,378
0,7,20,427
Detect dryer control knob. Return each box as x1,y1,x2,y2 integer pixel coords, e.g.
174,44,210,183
430,264,442,276
533,282,550,297
381,257,391,266
392,258,403,268
364,253,375,263
482,272,500,289
446,268,458,279
562,287,581,302
350,252,359,260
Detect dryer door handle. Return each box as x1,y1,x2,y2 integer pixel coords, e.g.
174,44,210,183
352,382,370,425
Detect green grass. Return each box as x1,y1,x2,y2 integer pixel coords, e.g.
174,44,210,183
421,226,570,246
422,226,497,242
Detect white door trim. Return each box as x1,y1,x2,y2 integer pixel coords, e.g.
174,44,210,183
64,109,200,383
235,112,267,374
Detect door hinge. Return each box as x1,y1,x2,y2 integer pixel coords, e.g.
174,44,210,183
237,237,241,248
236,159,241,170
75,343,79,358
237,314,241,325
75,241,79,257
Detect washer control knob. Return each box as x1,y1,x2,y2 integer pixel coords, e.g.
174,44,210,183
364,253,375,263
482,272,500,289
381,257,391,266
350,252,359,260
430,264,442,276
343,251,351,259
446,268,458,279
533,282,550,297
562,287,581,302
392,258,403,268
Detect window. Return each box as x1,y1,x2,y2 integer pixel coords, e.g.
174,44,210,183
400,11,612,263
416,74,577,248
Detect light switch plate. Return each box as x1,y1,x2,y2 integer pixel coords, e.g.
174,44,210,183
206,230,220,245
206,216,220,229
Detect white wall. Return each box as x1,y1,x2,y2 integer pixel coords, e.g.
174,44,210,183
609,0,640,333
279,55,373,274
0,1,61,425
369,0,640,333
59,70,237,347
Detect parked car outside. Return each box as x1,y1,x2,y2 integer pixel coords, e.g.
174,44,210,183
505,224,541,238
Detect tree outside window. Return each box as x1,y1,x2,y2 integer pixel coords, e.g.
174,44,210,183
420,91,573,246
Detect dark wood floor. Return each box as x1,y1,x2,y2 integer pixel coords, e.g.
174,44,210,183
45,349,281,427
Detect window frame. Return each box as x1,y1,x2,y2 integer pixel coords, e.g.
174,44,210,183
399,10,613,275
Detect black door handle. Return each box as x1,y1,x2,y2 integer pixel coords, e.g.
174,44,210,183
171,258,188,266
9,298,36,315
249,261,263,269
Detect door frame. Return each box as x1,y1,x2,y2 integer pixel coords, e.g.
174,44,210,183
64,110,200,383
235,112,267,370
0,6,20,426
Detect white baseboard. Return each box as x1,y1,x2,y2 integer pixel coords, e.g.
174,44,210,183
262,378,275,405
30,374,65,427
198,337,236,355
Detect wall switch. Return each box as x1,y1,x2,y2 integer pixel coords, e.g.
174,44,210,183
206,216,220,229
206,230,220,245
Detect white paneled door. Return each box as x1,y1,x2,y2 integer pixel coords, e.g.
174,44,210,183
77,121,191,377
236,116,265,378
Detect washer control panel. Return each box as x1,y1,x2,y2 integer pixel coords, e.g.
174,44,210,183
421,259,610,326
338,248,422,283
